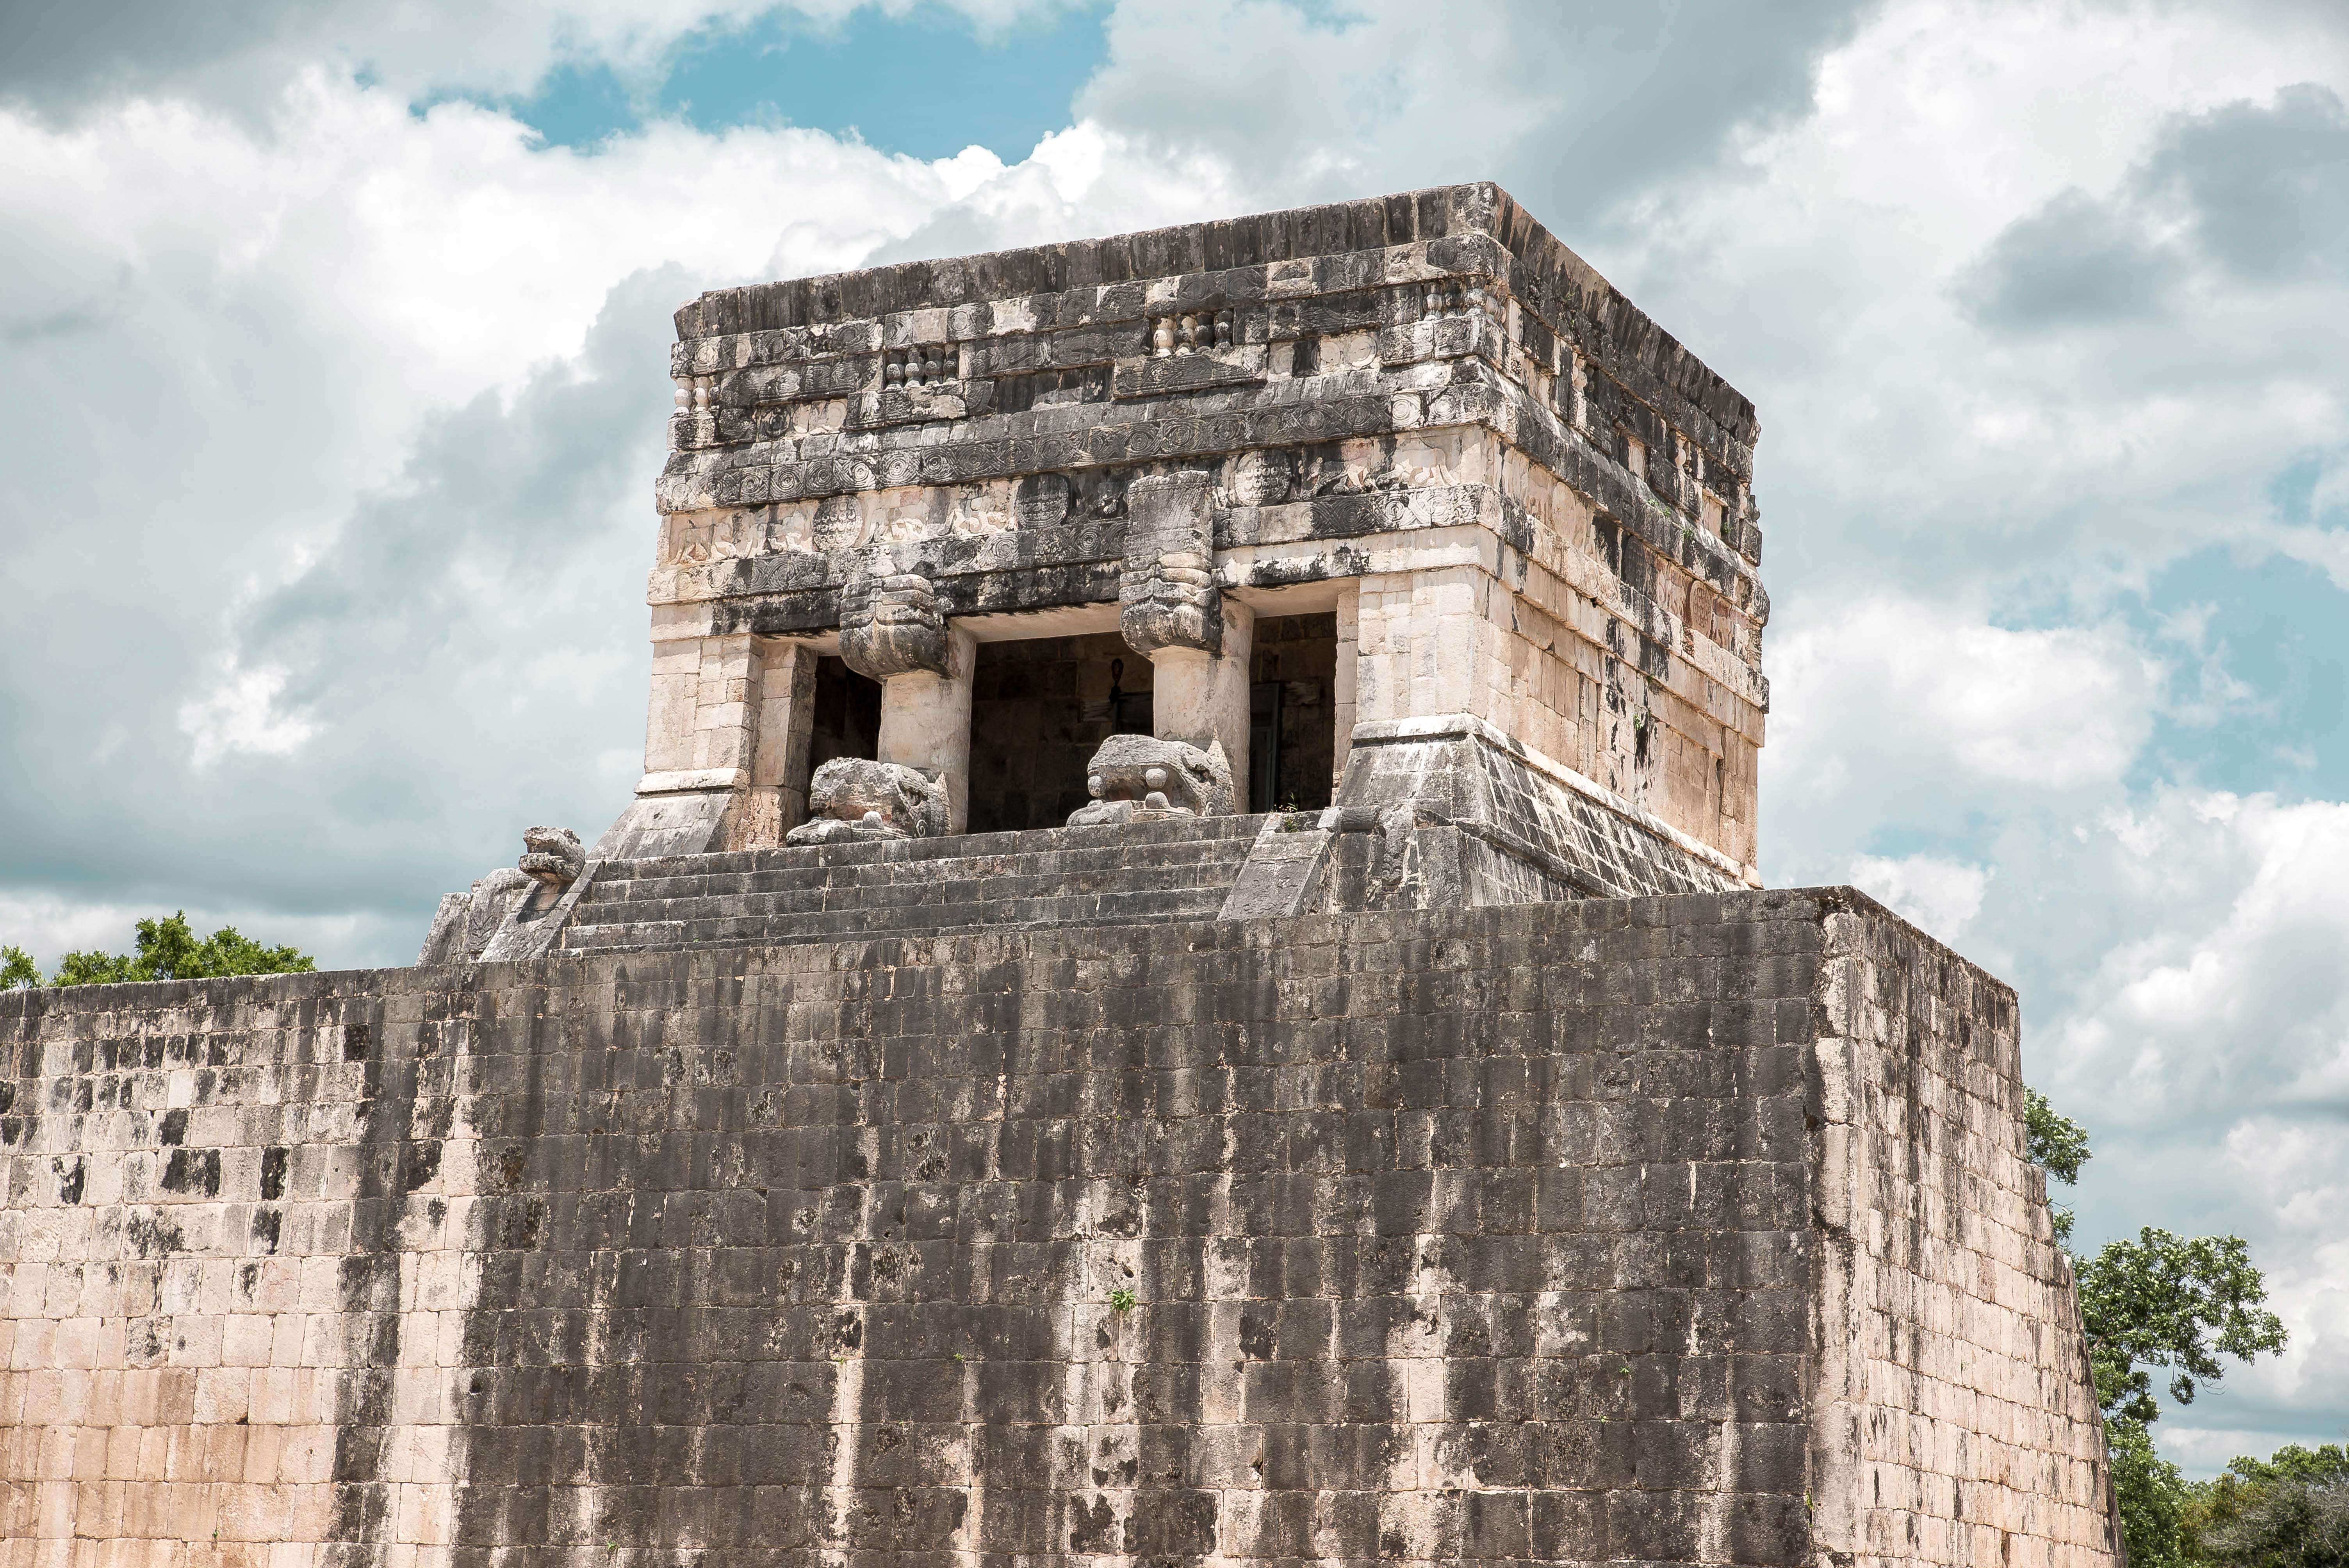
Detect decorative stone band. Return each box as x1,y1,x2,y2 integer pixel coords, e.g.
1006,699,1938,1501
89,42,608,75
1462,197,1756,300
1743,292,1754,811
1351,712,1760,888
635,768,749,795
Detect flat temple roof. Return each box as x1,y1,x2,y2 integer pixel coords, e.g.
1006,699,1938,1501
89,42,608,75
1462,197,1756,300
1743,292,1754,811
674,181,1757,448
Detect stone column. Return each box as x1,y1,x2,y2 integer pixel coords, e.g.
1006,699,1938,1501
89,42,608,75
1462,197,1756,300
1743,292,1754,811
1146,600,1252,795
1119,467,1251,799
641,629,757,782
1351,565,1506,727
839,558,975,834
628,631,818,852
1332,581,1360,795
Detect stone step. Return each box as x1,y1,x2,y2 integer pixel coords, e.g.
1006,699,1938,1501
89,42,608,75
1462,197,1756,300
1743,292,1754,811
560,885,1235,954
593,813,1269,886
579,833,1257,911
585,857,1255,927
555,814,1271,953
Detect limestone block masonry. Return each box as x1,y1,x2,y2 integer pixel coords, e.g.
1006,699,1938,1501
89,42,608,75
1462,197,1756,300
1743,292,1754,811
5,185,2123,1568
605,182,1769,900
1,893,2121,1568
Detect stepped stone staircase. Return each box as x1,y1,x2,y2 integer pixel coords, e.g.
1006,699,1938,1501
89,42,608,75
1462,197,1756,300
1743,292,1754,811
556,812,1271,954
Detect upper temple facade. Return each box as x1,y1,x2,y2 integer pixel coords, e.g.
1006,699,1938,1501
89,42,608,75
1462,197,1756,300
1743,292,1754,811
421,182,1775,961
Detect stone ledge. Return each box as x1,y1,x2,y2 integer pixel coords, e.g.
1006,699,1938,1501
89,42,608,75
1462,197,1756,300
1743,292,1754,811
634,768,748,795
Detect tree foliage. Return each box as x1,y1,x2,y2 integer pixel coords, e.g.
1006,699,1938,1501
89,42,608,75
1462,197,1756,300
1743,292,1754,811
2028,1086,2093,1242
2189,1442,2349,1567
2108,1413,2197,1568
2077,1229,2290,1427
7,914,315,987
2024,1087,2296,1568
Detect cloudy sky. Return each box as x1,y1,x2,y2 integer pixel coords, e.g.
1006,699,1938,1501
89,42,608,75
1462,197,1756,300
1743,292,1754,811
4,0,2346,1472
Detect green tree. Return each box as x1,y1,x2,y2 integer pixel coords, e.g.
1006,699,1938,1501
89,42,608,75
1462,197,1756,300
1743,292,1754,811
2107,1417,2196,1568
15,913,315,987
2028,1087,2093,1243
2028,1087,2290,1567
2189,1441,2349,1567
2078,1229,2290,1428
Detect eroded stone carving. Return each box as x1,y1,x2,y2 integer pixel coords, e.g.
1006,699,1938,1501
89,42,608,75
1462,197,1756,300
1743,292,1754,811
1015,473,1071,529
1119,469,1221,657
811,493,866,552
519,826,585,889
839,559,949,680
1067,733,1235,826
785,757,950,844
415,867,530,964
415,825,586,963
1230,449,1293,506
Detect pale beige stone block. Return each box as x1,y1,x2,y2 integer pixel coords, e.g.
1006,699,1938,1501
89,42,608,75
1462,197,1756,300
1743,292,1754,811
1148,599,1253,796
875,624,977,833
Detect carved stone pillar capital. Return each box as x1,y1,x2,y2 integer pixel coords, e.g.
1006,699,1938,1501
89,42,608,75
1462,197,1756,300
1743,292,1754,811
1119,469,1222,658
839,556,950,680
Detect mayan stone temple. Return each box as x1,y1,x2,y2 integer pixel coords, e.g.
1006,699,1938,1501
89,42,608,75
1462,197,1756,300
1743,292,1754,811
3,185,2123,1567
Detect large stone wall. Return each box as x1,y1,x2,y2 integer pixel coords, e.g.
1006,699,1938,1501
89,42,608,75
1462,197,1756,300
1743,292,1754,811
1810,907,2120,1564
1,894,2117,1568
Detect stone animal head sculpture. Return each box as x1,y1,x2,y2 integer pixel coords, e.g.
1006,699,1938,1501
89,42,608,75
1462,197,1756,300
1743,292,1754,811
1118,470,1222,658
1067,733,1235,827
838,558,949,680
786,757,950,845
519,826,585,889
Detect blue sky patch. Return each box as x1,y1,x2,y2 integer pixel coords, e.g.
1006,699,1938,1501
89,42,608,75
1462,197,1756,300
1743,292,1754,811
449,2,1111,159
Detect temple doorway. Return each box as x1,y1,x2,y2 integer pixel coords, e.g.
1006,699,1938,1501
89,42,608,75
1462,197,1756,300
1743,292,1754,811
807,655,882,773
1248,613,1338,813
965,633,1155,833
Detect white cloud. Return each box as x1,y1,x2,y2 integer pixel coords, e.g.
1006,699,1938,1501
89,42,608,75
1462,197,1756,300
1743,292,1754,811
1590,1,2349,603
4,0,2349,1471
2045,791,2349,1120
1848,852,1993,938
2268,522,2349,592
176,664,315,768
1764,594,2165,885
0,70,1133,964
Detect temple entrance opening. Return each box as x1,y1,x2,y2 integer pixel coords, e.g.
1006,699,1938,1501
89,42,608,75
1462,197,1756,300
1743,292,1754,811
807,655,882,773
1248,613,1338,813
966,632,1156,833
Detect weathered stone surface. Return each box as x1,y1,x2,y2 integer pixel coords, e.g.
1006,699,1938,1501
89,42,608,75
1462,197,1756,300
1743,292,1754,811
1117,468,1223,658
301,187,2123,1568
838,558,951,681
618,184,1769,880
414,864,531,963
1066,732,1236,825
518,824,585,887
786,755,950,843
0,893,2122,1566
